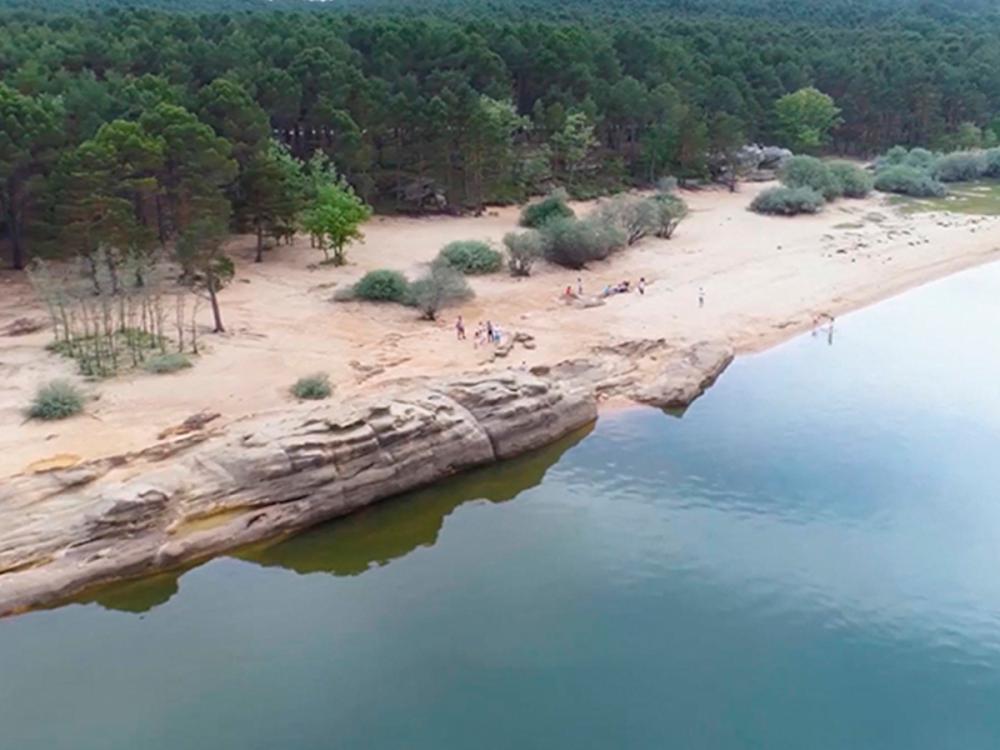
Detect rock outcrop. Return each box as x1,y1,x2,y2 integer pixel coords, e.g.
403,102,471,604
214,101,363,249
0,370,595,616
0,338,736,617
633,344,734,409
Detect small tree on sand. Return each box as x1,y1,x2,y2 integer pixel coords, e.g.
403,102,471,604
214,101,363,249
503,229,548,277
176,216,234,333
407,265,473,320
301,178,371,266
596,195,660,246
651,181,689,239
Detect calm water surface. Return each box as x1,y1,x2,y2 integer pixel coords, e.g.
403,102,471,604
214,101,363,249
4,263,1000,749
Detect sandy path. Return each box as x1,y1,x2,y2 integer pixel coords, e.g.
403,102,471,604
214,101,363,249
2,182,998,477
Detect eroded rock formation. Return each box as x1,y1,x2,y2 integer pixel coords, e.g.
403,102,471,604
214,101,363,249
0,370,595,616
0,341,734,617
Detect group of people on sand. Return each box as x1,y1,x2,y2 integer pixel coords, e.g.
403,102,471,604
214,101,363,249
563,276,648,300
600,277,646,298
454,315,504,347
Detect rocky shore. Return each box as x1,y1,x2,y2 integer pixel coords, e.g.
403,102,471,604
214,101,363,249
0,341,732,617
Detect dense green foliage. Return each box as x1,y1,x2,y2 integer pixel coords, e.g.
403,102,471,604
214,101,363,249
520,192,575,229
933,152,988,182
7,0,1000,267
828,161,873,198
291,373,332,400
873,165,947,197
750,186,825,215
540,216,626,269
779,156,842,201
27,379,85,420
436,241,503,275
353,269,410,302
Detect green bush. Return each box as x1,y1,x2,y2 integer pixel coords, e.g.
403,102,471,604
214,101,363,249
827,161,873,198
540,216,626,269
750,186,825,215
436,240,503,274
904,147,937,171
873,165,947,197
779,155,842,201
933,151,987,182
407,264,474,320
519,189,575,228
596,195,660,245
503,230,548,277
651,192,689,238
27,379,85,420
144,352,193,374
984,148,1000,178
291,373,332,400
353,269,410,302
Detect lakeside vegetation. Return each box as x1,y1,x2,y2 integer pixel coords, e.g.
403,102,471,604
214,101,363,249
7,0,1000,270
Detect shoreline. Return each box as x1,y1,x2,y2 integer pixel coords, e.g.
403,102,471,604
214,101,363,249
3,185,1000,615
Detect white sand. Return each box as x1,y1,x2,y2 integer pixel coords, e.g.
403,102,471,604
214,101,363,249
2,182,998,476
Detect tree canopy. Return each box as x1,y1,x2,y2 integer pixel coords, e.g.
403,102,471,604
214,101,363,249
4,0,1000,267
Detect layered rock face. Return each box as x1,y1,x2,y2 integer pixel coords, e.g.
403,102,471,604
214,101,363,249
0,340,735,617
0,370,596,616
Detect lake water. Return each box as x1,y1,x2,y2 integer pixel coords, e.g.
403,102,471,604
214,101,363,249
4,263,1000,749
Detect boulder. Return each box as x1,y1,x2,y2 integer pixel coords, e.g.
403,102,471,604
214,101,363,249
633,343,734,409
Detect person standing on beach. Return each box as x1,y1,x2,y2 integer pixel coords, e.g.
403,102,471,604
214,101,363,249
698,286,705,308
638,277,646,295
455,315,466,340
577,277,583,296
486,320,494,343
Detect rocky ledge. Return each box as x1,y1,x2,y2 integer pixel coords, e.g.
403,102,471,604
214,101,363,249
0,340,733,617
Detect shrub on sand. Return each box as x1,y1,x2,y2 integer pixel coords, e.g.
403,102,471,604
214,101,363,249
540,216,626,269
873,165,947,197
144,352,193,374
291,373,332,400
933,151,987,182
27,379,85,420
353,269,410,302
519,189,575,228
827,161,873,198
503,230,548,276
406,264,474,320
436,240,503,274
750,186,825,215
779,155,842,201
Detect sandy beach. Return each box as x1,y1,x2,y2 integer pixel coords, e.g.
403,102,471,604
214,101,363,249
2,181,998,477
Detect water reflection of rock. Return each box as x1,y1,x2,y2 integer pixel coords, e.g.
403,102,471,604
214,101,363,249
78,570,184,615
239,424,593,576
85,424,592,614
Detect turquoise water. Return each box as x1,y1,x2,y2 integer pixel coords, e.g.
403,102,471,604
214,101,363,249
4,263,1000,749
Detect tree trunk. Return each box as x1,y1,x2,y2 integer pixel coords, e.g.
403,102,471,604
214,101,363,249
5,192,24,270
9,218,24,270
255,224,264,263
208,281,224,333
